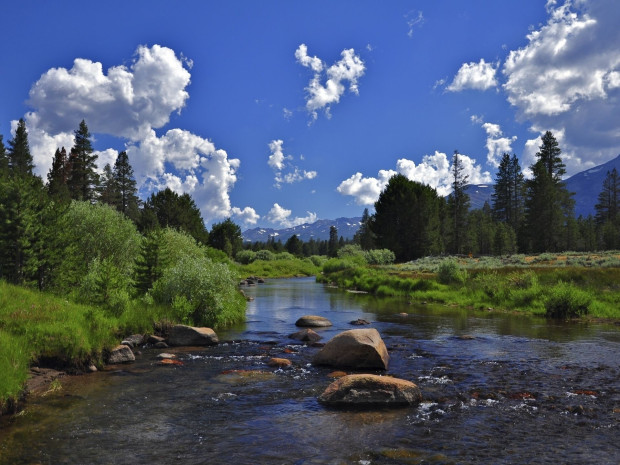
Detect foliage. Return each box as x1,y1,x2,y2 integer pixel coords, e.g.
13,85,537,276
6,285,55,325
371,173,443,261
208,218,243,257
236,249,257,264
141,188,209,244
492,153,524,232
67,120,99,202
7,118,34,177
78,258,132,317
364,248,395,265
446,150,470,254
236,256,320,278
436,259,468,284
544,281,591,319
53,201,141,292
151,255,245,328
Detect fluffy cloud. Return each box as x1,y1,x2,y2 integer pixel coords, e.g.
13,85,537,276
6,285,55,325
267,139,317,188
337,151,491,205
266,203,317,228
447,59,498,92
231,206,260,226
21,44,248,224
27,44,191,140
502,0,620,174
474,120,518,167
295,44,365,120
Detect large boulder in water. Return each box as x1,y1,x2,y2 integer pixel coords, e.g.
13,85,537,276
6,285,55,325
318,374,422,408
312,328,389,370
168,325,219,347
295,315,332,327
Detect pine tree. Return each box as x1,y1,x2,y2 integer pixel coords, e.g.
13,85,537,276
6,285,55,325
492,153,524,232
0,135,8,177
446,150,470,254
328,225,339,257
67,120,99,202
524,131,575,252
595,168,620,224
595,168,620,249
47,147,71,201
7,118,35,177
208,218,243,257
98,163,119,206
134,230,167,295
112,151,140,221
354,207,375,250
370,174,442,261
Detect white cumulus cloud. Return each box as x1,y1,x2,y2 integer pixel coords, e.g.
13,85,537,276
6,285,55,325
21,44,247,225
267,139,317,188
266,203,317,228
231,206,260,226
338,151,491,205
296,44,365,120
447,59,498,92
502,0,620,174
476,121,518,167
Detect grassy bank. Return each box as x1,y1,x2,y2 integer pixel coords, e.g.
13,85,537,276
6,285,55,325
235,256,323,279
318,253,620,320
0,279,245,415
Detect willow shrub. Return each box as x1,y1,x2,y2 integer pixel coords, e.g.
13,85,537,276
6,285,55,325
544,281,592,319
151,255,246,328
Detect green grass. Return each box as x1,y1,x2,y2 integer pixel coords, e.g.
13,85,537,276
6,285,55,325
319,255,620,320
0,280,241,414
235,258,320,279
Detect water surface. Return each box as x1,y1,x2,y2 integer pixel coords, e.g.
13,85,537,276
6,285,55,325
1,277,619,464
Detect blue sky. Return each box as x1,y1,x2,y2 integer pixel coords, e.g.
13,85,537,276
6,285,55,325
1,0,619,229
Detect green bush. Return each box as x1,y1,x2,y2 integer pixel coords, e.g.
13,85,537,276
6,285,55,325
151,255,246,328
337,244,365,259
255,250,275,261
78,258,132,317
436,260,468,285
544,282,591,319
309,255,326,267
235,250,257,265
364,249,396,265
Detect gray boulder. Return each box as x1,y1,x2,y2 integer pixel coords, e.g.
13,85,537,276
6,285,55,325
295,315,332,327
108,345,135,364
168,324,219,347
318,374,422,407
313,328,389,370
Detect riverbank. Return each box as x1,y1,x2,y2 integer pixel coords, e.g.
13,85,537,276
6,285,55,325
318,254,620,320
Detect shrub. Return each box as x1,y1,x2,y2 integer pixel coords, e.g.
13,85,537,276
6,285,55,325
337,244,364,259
309,255,326,267
151,256,246,328
364,249,396,265
235,250,257,265
78,258,132,317
436,260,468,285
255,250,275,261
544,282,591,319
276,252,295,261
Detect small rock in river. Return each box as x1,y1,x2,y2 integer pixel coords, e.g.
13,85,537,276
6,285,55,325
295,315,333,328
267,357,292,368
318,374,422,408
349,319,370,325
289,328,322,342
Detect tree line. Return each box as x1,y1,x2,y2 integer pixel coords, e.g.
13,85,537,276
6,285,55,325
355,131,620,262
0,118,244,290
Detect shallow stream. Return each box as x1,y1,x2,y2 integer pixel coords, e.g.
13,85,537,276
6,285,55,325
1,277,619,464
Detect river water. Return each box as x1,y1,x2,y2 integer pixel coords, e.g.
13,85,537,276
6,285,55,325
1,277,619,464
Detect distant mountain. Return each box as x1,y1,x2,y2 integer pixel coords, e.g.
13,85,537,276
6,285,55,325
242,216,362,243
461,153,620,217
565,154,620,218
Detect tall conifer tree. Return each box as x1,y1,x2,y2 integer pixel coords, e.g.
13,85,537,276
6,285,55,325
446,150,470,254
68,120,99,202
7,118,34,177
47,147,71,201
524,131,574,252
113,151,140,220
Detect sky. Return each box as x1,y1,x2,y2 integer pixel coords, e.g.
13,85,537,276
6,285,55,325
1,0,619,230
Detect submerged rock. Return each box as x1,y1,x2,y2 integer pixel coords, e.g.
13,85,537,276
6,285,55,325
313,328,389,370
289,328,322,343
168,325,219,347
267,357,292,368
108,345,135,364
295,315,332,327
350,319,371,325
318,374,422,407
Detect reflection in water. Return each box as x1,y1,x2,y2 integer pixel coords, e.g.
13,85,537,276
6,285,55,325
1,277,619,465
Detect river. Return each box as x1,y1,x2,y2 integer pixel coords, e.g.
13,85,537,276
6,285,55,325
1,277,619,464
